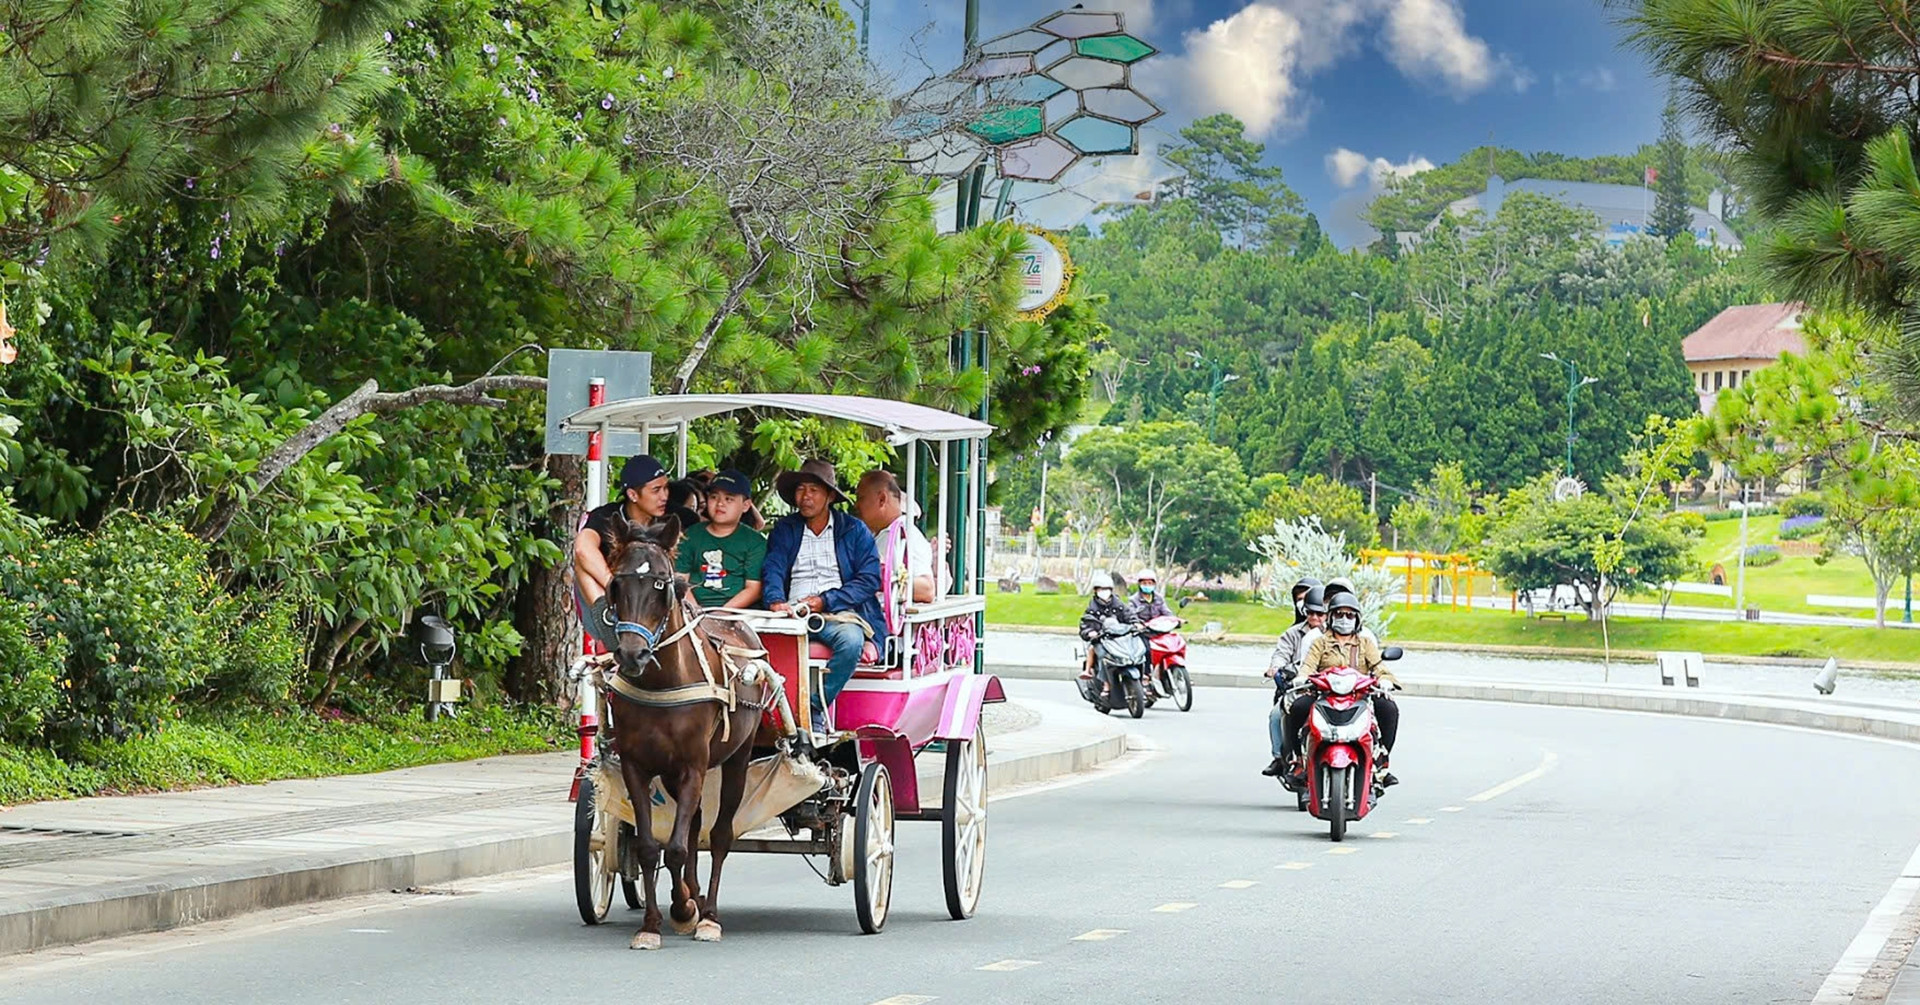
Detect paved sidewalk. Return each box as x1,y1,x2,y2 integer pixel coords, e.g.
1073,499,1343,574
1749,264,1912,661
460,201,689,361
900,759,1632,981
0,698,1126,956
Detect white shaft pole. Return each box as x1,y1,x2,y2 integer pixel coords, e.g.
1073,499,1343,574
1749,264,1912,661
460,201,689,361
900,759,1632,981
1735,483,1749,618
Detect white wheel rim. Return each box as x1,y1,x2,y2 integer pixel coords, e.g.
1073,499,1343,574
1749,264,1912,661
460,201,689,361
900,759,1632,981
591,801,616,915
866,768,894,921
956,736,988,908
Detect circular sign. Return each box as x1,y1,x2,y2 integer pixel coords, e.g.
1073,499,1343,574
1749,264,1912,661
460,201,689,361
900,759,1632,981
1015,226,1074,319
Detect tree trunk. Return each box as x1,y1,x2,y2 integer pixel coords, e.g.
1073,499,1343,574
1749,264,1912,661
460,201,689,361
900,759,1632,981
509,454,586,705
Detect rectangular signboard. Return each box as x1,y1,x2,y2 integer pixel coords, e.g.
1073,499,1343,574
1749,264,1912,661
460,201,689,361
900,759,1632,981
543,349,651,457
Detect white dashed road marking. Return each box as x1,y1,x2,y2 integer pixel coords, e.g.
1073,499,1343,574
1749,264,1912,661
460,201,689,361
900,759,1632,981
1073,929,1128,941
1468,751,1560,803
977,960,1041,972
1327,847,1358,856
1406,817,1433,825
1439,806,1465,813
1219,880,1257,889
1152,902,1198,913
1276,862,1313,870
870,996,937,1005
1369,832,1398,839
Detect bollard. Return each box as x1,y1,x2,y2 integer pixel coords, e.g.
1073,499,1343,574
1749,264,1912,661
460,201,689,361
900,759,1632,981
1813,656,1839,695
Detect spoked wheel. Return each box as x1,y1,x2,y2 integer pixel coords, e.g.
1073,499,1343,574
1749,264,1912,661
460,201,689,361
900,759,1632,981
1125,676,1146,718
1169,666,1193,711
942,728,989,920
1327,766,1350,843
853,761,895,934
573,773,617,925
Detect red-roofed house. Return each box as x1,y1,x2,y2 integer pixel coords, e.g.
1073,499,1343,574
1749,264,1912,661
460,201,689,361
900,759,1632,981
1683,303,1807,414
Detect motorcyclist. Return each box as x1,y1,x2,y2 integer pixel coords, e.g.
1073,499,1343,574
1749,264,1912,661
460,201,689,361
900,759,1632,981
1078,571,1139,698
1130,567,1174,622
1282,590,1401,787
1288,576,1324,625
1262,584,1327,776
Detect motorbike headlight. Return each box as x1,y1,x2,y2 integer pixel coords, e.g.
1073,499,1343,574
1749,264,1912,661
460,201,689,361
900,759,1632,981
1328,670,1359,696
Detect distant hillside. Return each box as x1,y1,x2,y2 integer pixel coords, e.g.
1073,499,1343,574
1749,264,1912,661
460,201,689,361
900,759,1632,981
1365,144,1742,235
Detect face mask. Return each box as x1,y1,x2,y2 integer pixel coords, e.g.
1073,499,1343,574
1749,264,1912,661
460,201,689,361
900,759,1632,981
1331,614,1358,635
1140,583,1156,595
1095,589,1113,602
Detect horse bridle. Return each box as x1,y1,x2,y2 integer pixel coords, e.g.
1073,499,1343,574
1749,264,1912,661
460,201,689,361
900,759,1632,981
609,549,679,664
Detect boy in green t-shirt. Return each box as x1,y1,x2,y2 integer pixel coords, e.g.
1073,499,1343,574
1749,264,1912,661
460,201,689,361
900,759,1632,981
674,470,767,609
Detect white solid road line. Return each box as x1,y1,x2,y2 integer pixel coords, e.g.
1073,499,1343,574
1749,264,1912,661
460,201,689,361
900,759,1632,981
1467,750,1560,803
1812,839,1920,1004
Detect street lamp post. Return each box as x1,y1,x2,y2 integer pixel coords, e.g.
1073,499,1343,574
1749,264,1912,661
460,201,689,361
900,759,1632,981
1349,291,1373,334
1539,352,1599,477
1185,349,1238,439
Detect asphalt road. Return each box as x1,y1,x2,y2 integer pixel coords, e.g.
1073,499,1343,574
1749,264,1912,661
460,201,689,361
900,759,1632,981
9,679,1920,1005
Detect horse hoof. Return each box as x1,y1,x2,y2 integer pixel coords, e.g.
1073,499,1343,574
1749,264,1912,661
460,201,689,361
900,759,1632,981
693,919,722,942
669,903,699,935
630,931,662,951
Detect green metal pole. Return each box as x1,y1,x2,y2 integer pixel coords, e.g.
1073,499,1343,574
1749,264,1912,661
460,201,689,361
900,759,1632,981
1905,572,1913,624
1566,374,1576,475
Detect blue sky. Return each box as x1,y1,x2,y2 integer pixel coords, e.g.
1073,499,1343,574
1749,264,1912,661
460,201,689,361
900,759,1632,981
853,0,1673,245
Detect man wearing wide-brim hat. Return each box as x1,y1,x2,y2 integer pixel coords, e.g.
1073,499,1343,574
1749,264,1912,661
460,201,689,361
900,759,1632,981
762,458,884,731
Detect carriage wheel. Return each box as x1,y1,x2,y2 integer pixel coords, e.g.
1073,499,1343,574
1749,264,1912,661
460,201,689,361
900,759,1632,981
852,761,895,934
941,728,989,920
573,774,617,925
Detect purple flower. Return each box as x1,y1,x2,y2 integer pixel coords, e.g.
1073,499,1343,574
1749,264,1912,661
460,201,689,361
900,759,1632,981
184,177,196,190
526,86,539,103
663,65,675,80
497,116,509,128
209,237,222,260
482,42,497,64
601,93,615,109
406,20,415,28
424,41,437,56
383,30,392,43
231,50,241,63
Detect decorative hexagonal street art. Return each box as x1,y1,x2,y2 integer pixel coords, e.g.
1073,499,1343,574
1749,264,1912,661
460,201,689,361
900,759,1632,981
899,7,1162,183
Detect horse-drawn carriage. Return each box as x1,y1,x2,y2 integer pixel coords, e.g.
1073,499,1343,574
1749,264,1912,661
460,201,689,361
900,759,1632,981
558,394,1003,942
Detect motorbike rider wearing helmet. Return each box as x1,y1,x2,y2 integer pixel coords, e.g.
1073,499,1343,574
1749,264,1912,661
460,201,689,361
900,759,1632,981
1282,589,1401,786
1288,576,1324,626
1262,584,1328,776
1078,571,1140,692
1130,567,1174,622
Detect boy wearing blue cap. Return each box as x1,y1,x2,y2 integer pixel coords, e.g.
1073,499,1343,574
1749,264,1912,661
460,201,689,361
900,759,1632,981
673,469,766,610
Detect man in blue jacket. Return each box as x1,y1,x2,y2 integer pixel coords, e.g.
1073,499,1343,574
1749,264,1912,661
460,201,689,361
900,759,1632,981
762,458,885,729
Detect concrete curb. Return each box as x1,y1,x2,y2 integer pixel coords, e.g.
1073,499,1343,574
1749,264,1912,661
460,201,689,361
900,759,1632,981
0,706,1127,957
987,662,1920,744
986,622,1920,674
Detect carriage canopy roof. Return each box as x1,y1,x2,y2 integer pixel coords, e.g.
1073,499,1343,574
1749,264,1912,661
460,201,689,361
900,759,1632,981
562,394,993,444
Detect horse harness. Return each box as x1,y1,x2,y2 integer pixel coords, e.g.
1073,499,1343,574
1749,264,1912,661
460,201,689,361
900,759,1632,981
602,565,769,744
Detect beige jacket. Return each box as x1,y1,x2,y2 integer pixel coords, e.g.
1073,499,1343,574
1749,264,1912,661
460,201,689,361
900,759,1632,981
1299,632,1398,688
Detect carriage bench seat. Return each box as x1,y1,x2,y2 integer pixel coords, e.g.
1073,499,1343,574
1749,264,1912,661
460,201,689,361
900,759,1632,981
807,640,880,665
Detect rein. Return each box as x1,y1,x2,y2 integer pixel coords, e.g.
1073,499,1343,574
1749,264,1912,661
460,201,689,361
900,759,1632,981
605,565,759,743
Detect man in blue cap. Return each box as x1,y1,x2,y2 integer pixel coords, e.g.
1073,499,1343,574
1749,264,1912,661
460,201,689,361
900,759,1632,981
574,454,670,646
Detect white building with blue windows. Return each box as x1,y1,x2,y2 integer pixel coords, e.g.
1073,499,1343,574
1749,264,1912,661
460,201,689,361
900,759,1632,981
1416,175,1741,250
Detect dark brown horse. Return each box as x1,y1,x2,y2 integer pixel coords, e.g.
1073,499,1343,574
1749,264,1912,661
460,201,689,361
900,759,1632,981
601,513,766,949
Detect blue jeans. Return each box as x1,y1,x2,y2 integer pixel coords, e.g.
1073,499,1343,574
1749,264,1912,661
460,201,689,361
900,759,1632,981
1267,698,1289,758
813,620,866,723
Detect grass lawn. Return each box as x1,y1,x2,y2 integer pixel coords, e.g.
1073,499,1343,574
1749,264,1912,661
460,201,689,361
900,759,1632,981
1618,513,1913,622
985,592,1920,665
0,704,567,805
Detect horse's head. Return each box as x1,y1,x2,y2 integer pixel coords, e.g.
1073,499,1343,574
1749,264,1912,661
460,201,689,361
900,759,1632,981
604,512,684,675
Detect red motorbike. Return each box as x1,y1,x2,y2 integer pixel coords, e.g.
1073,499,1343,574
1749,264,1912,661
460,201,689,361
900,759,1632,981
1294,647,1402,842
1141,614,1193,712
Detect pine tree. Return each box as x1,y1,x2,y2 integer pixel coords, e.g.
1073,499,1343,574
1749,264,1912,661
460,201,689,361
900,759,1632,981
1649,94,1694,241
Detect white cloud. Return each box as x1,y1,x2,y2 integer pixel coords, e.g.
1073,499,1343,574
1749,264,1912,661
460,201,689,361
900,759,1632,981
1106,0,1158,34
1180,4,1308,138
1326,148,1435,189
1379,0,1497,93
1169,0,1520,139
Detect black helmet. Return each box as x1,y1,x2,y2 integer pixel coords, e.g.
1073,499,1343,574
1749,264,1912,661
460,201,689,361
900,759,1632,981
1291,576,1324,598
1302,585,1329,615
1325,590,1361,616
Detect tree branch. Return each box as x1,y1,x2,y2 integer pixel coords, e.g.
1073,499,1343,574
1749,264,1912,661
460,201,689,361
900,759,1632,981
196,374,547,544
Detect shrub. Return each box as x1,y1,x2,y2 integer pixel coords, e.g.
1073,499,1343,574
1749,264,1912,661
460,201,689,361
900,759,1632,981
1743,544,1783,567
1779,515,1826,540
1,513,228,745
200,591,307,707
1779,493,1825,518
0,597,66,745
1704,504,1779,522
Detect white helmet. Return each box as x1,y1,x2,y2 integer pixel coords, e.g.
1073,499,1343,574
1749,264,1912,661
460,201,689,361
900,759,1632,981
1091,571,1114,590
1134,567,1158,583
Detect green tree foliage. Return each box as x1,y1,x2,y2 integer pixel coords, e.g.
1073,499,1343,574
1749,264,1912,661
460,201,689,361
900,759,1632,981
1698,313,1920,626
1621,0,1920,420
1243,473,1378,550
1479,475,1695,617
1650,94,1695,241
1365,143,1739,237
1059,421,1251,576
1164,114,1306,251
1391,462,1490,555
